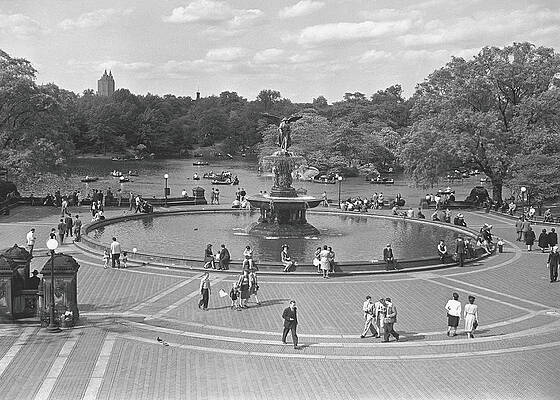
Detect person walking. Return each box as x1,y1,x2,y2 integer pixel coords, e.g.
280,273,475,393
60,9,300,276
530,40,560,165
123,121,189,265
383,244,395,271
374,297,386,338
57,218,66,244
548,228,558,248
445,293,461,337
249,270,261,305
204,244,215,269
110,237,121,268
538,229,549,252
281,300,299,349
525,226,536,251
515,216,524,241
218,244,230,270
547,246,559,283
73,215,82,242
26,228,36,256
464,295,479,339
455,237,466,267
360,296,377,338
382,297,400,342
199,271,211,310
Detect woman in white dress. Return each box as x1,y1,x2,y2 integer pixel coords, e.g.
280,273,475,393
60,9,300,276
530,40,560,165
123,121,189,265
319,245,331,279
463,295,479,339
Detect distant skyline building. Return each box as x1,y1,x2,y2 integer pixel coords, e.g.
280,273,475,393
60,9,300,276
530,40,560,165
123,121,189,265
97,70,115,96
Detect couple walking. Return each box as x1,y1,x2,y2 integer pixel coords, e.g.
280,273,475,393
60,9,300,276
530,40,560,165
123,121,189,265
360,296,399,342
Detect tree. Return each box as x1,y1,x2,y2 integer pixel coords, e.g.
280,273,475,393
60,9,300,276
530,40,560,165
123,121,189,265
256,89,281,112
401,42,560,201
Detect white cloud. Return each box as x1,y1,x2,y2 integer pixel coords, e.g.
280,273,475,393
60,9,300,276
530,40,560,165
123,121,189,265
357,49,391,63
206,47,247,62
253,48,285,64
279,1,325,18
59,8,132,30
359,8,422,21
163,0,263,28
295,20,413,46
0,12,46,38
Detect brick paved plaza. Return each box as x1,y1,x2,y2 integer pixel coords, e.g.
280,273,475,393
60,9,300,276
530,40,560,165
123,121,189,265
1,206,559,400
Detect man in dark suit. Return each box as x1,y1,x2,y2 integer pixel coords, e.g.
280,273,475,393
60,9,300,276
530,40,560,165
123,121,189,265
383,297,400,342
383,244,395,270
218,244,230,270
282,300,298,349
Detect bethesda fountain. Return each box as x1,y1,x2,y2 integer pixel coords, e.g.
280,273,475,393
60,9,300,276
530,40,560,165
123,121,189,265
247,115,322,237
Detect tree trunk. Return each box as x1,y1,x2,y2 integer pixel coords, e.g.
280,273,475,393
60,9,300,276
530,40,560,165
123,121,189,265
492,181,503,204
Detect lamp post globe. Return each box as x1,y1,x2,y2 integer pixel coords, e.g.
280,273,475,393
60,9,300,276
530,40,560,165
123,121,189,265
520,186,527,205
45,238,60,333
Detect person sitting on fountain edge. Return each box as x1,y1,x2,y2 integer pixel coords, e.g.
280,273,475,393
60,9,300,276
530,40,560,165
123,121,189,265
281,244,296,272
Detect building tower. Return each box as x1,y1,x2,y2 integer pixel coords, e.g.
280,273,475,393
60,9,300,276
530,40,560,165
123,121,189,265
97,70,115,97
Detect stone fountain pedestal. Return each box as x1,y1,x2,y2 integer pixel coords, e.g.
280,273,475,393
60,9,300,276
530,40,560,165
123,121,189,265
247,151,321,237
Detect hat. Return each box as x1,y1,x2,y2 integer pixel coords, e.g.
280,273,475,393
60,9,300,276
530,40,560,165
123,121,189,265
457,213,463,218
32,270,38,275
553,246,558,252
282,244,289,249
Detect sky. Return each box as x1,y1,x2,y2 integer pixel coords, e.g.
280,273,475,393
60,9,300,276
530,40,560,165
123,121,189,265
1,0,559,103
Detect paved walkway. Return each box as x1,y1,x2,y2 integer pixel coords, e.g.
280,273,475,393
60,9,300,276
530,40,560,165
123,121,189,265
0,206,559,399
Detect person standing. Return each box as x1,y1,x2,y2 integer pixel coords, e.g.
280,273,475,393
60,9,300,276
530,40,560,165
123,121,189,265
218,244,230,270
382,297,399,342
437,240,448,263
360,296,377,338
383,244,395,271
464,295,479,339
281,300,299,349
129,192,134,211
242,245,254,270
199,271,211,310
445,293,461,336
525,226,536,251
521,218,531,241
57,218,66,244
204,244,215,269
110,237,121,268
64,213,73,239
237,270,251,308
515,216,524,241
26,228,36,256
73,215,82,242
455,237,466,267
249,270,261,305
319,245,330,278
547,246,559,283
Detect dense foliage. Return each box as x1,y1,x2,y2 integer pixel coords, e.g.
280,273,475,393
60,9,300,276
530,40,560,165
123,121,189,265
1,42,559,202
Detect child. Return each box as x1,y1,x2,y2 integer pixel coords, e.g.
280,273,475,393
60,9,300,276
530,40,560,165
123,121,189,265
229,283,240,310
497,238,504,253
122,251,128,268
103,249,110,269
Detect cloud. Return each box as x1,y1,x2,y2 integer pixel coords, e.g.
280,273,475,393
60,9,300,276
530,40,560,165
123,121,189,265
0,12,46,38
357,50,391,63
206,47,247,62
67,59,154,73
253,48,285,64
279,1,325,18
59,8,133,30
163,0,263,27
399,5,560,47
294,20,413,46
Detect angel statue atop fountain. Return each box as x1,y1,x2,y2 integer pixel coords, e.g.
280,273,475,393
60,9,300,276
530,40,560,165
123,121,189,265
262,114,303,153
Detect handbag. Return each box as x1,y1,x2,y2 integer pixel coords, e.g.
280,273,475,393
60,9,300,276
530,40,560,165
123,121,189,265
473,320,479,330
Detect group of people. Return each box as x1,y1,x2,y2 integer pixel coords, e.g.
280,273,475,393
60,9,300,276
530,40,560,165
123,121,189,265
197,268,261,312
312,245,336,278
210,188,220,204
232,187,249,208
102,237,127,269
424,190,455,209
203,243,231,270
360,296,400,342
537,228,558,252
445,293,479,338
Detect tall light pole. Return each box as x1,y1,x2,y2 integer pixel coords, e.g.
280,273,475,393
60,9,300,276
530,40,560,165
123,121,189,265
164,174,169,207
46,238,60,333
336,174,343,208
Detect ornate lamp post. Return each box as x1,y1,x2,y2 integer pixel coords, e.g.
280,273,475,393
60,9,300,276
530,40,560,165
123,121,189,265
520,186,527,206
164,174,169,207
45,238,60,333
336,174,343,208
